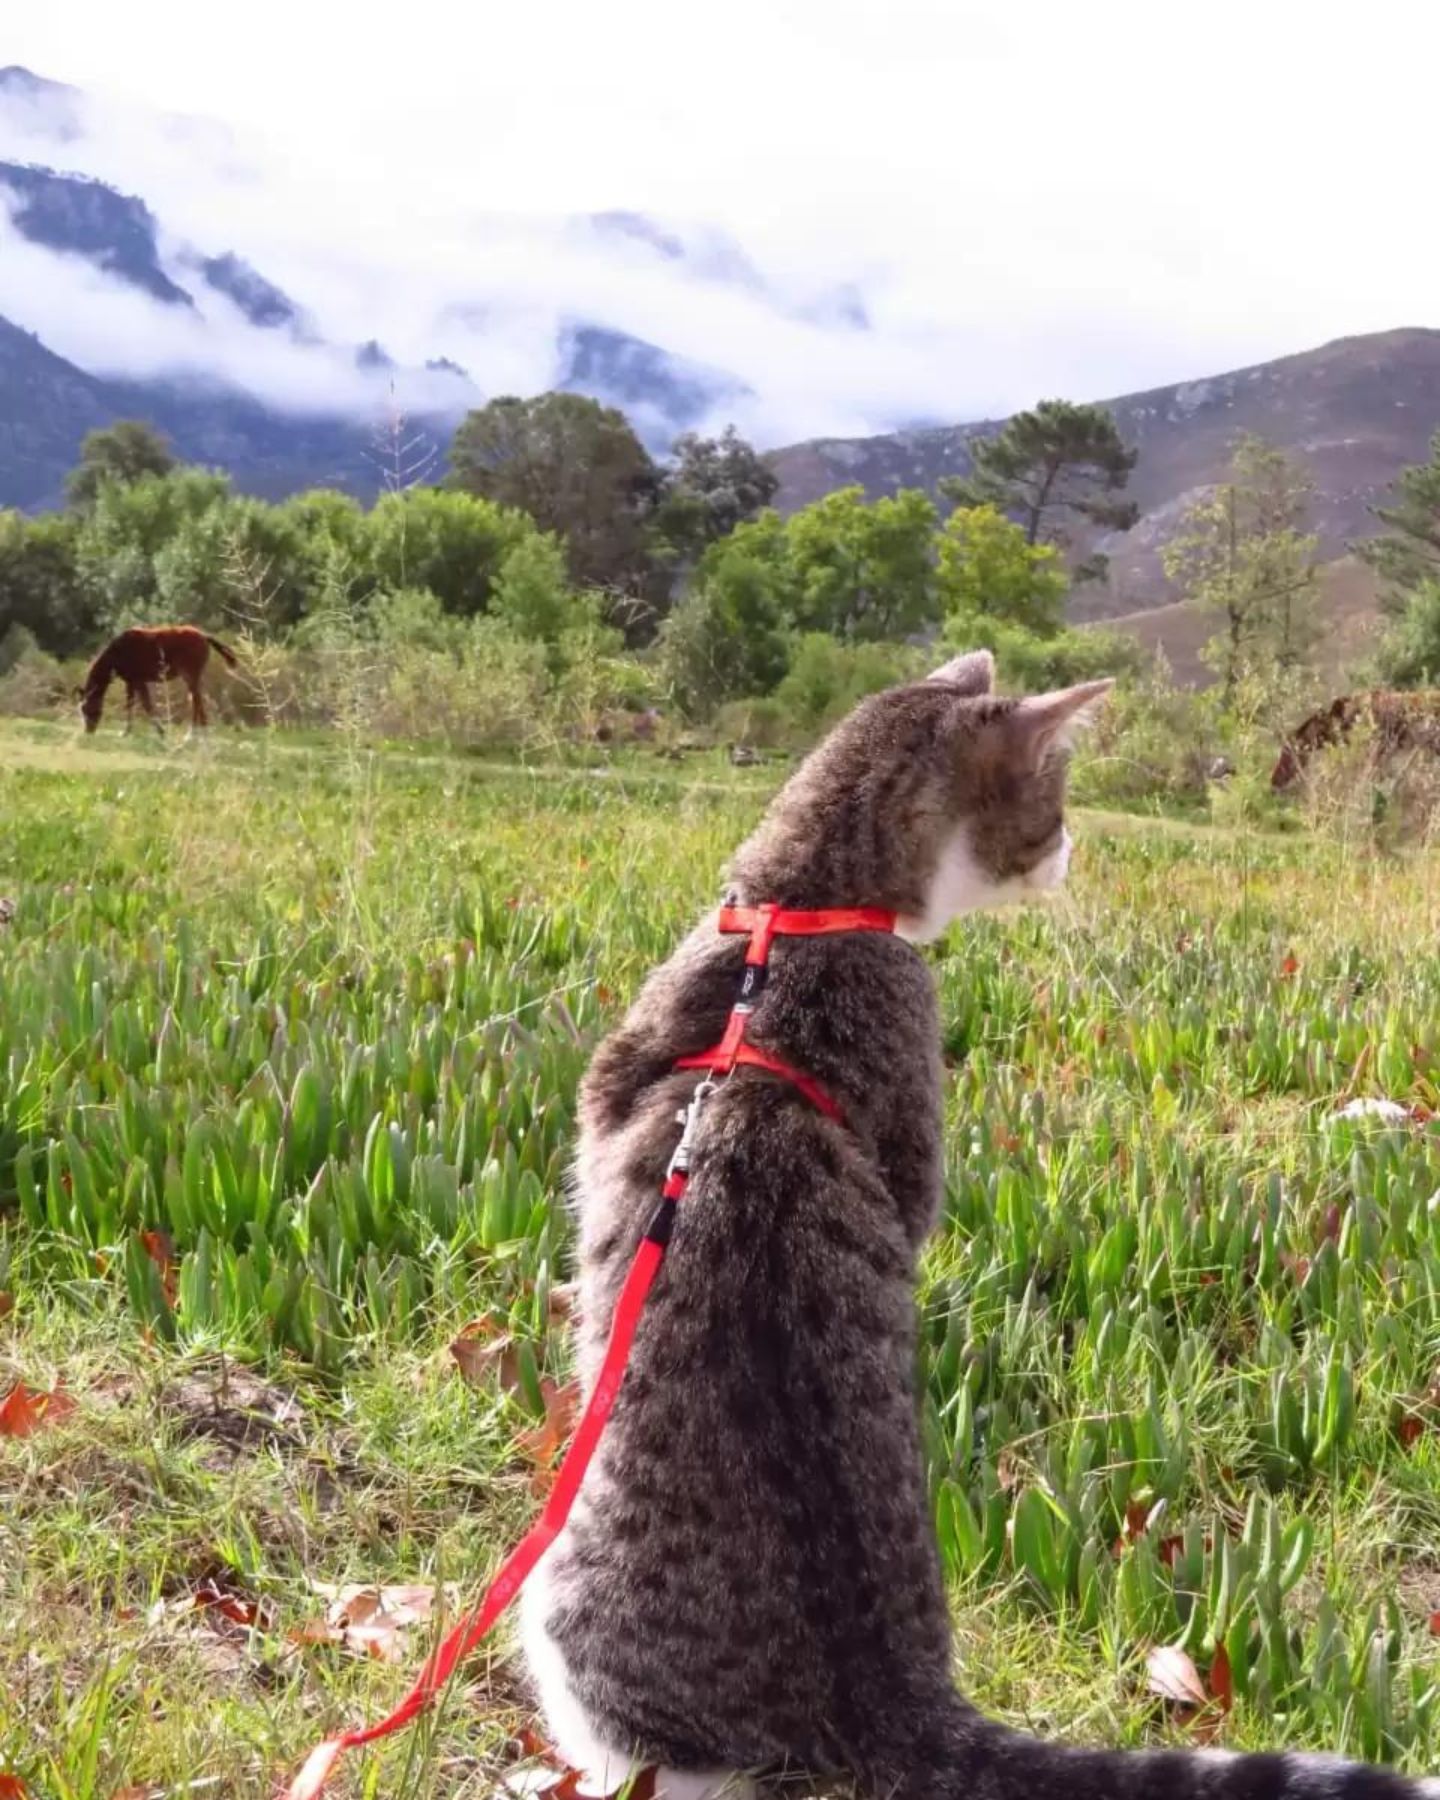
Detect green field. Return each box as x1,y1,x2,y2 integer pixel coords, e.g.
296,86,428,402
3,718,1440,1799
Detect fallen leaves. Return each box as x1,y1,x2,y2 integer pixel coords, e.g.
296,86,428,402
1111,1496,1183,1567
292,1581,460,1664
139,1229,178,1306
450,1314,523,1391
447,1305,582,1495
1145,1642,1233,1739
500,1731,659,1800
518,1380,581,1497
1327,1097,1434,1127
0,1379,77,1438
1146,1644,1207,1708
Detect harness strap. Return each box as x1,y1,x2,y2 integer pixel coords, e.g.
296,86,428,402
675,1042,845,1122
283,901,895,1799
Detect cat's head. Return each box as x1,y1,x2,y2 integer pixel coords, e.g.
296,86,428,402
728,648,1111,941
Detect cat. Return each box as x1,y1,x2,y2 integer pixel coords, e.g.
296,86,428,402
520,650,1433,1800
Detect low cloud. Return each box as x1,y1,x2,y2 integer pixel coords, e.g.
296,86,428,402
4,0,1438,452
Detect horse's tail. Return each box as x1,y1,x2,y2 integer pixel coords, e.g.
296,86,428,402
205,635,240,669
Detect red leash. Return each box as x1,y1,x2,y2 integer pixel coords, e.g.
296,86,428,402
284,902,896,1799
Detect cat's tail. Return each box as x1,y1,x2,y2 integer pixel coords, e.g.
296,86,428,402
868,1697,1437,1800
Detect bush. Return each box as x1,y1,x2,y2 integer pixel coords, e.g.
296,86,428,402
772,634,927,737
0,637,67,717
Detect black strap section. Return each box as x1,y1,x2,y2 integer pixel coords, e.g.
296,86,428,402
643,1196,678,1247
737,961,769,1005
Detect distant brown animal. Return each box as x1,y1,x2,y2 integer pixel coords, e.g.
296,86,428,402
1271,688,1440,789
76,625,239,734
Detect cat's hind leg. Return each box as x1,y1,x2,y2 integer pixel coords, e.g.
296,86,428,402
520,1551,753,1800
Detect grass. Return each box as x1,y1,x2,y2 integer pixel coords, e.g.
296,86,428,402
2,716,1440,1797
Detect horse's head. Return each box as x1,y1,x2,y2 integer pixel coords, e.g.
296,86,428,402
76,683,103,733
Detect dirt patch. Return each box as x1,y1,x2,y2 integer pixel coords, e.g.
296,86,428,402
159,1361,306,1460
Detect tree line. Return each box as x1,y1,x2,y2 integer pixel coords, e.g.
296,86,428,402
4,382,1437,736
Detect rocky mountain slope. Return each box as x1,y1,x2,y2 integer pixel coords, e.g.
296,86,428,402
771,328,1440,621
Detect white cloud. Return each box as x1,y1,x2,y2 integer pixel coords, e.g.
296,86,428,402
3,0,1440,447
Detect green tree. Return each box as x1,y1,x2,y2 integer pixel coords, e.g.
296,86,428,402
74,468,232,625
784,486,939,640
1377,581,1440,687
936,504,1068,638
0,509,91,655
941,400,1137,579
447,394,659,599
1361,432,1440,685
659,546,792,719
651,426,779,563
1361,428,1440,600
491,533,581,645
1161,435,1319,699
772,635,924,734
367,488,534,618
66,420,176,509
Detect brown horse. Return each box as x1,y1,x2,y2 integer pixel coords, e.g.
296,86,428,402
1271,689,1440,789
77,625,239,734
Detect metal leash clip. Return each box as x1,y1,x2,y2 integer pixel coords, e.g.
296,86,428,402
667,1076,718,1181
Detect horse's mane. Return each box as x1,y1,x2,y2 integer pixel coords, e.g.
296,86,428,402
81,641,116,693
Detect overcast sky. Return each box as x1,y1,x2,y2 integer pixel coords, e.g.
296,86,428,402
5,0,1440,444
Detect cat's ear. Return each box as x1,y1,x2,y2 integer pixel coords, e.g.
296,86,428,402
926,649,994,696
1012,678,1114,764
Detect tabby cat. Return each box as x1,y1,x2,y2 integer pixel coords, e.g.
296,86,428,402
521,651,1432,1800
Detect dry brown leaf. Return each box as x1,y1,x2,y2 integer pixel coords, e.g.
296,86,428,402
293,1580,457,1663
1209,1643,1234,1713
1429,1611,1440,1638
0,1292,14,1321
502,1769,570,1797
450,1315,522,1392
187,1576,262,1628
547,1282,579,1325
519,1379,581,1496
1146,1643,1208,1709
139,1230,178,1307
0,1380,77,1438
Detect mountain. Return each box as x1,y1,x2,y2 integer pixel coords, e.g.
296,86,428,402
770,328,1440,625
0,159,193,306
558,324,746,438
192,252,307,333
0,313,117,508
0,311,401,509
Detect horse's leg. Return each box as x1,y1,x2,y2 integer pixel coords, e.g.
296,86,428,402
138,682,163,736
189,676,207,728
124,686,135,734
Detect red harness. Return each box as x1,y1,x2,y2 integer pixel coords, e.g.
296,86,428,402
285,901,897,1799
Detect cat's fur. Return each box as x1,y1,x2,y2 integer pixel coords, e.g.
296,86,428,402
521,651,1434,1800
